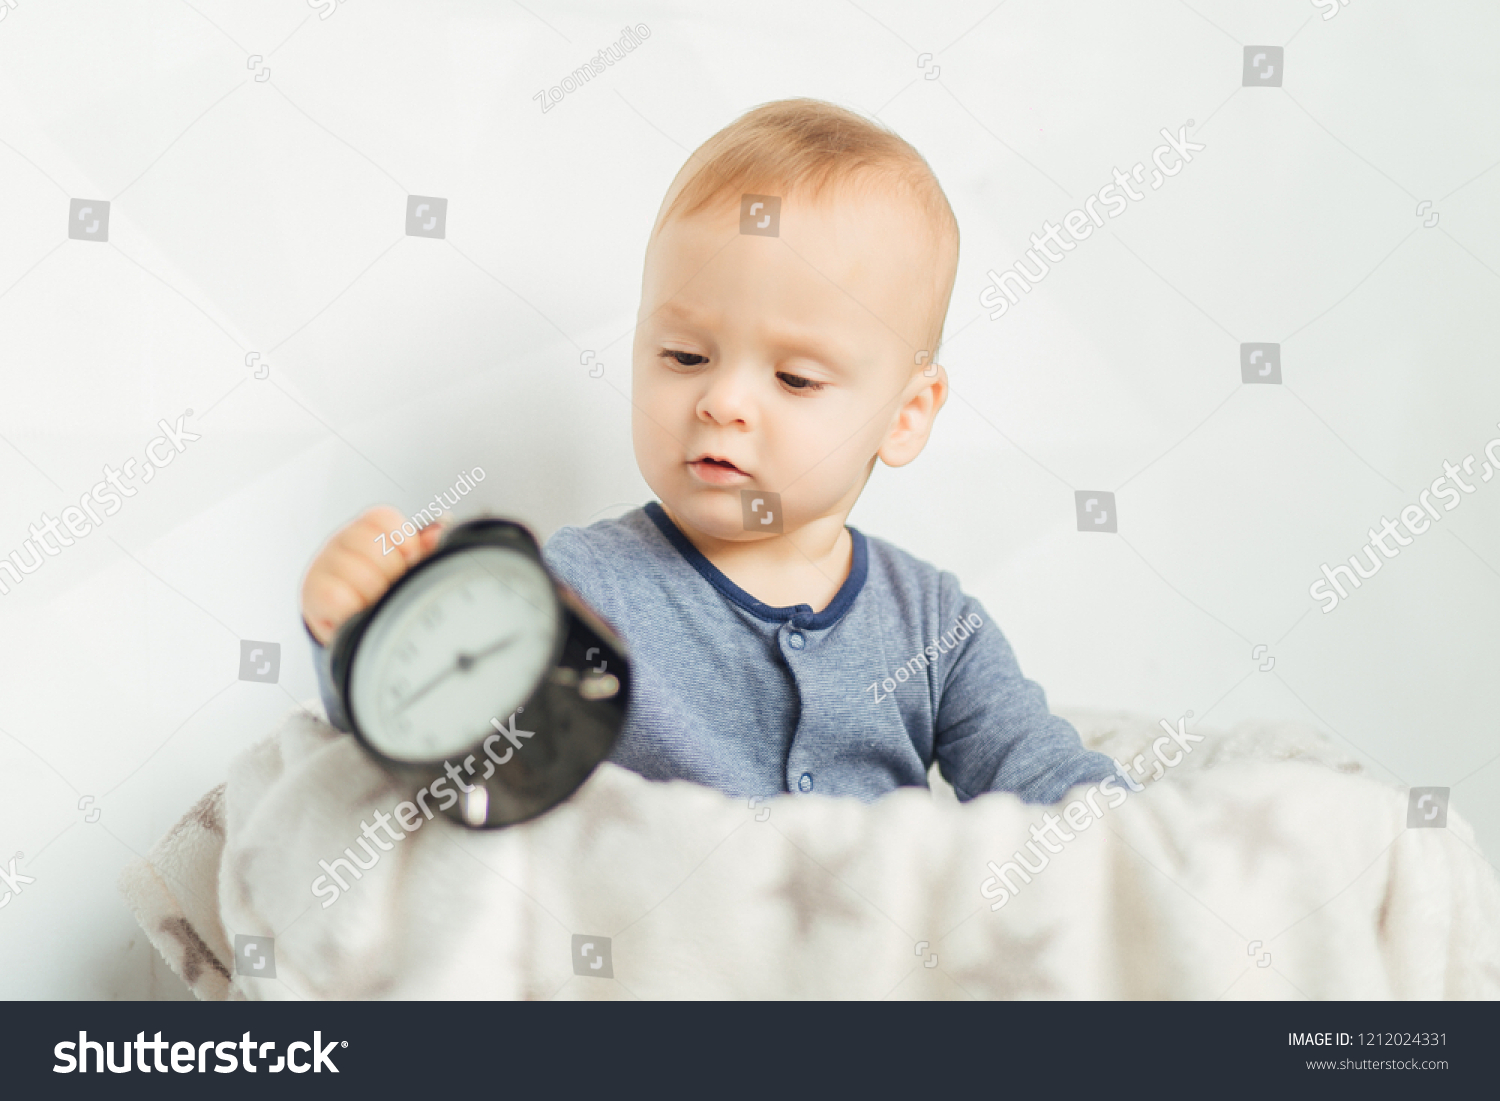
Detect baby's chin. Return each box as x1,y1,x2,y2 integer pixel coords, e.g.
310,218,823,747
658,485,781,544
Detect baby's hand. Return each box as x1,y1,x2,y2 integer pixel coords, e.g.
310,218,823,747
301,506,443,644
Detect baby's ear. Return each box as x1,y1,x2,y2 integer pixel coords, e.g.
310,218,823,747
879,364,947,468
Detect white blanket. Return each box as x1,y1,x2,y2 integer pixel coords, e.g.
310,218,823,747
121,705,1500,999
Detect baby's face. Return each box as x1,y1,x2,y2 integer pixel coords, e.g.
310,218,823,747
632,187,942,543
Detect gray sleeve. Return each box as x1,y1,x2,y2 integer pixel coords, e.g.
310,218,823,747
931,579,1118,804
541,525,621,631
306,620,351,732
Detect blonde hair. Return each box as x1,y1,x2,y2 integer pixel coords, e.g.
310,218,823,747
648,98,959,363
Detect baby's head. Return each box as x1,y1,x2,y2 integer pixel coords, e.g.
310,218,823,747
632,98,959,544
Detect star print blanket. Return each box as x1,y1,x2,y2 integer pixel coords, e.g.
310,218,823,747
120,704,1500,999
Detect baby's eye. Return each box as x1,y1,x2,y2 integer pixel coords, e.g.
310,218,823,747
660,350,708,367
777,371,825,392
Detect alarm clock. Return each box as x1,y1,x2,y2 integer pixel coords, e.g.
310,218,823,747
327,517,630,828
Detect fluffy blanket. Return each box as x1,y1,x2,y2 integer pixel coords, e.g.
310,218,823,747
120,704,1500,999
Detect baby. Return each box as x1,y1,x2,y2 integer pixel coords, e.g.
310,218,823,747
301,98,1120,805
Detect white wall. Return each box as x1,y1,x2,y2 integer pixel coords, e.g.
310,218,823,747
0,0,1495,998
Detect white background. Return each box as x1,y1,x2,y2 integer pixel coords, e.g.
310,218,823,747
0,0,1496,998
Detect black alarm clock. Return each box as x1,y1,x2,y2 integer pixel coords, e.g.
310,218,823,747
328,517,629,828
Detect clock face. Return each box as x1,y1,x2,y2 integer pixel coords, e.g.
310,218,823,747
347,546,560,762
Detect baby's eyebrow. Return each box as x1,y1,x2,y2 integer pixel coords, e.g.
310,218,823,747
655,300,716,327
759,325,858,370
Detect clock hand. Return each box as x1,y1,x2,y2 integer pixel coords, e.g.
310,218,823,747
464,632,521,664
393,658,464,713
392,634,520,713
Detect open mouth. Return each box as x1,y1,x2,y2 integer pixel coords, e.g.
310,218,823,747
688,454,750,483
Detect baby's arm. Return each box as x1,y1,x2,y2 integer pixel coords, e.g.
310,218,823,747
300,506,444,728
931,587,1118,804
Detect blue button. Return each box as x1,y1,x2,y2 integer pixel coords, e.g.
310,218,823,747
788,632,805,650
797,772,813,792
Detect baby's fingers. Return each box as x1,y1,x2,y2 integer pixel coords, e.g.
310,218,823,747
417,520,445,555
341,507,426,575
305,576,370,645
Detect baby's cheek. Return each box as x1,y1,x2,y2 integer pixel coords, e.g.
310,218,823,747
632,411,679,469
794,412,877,475
630,417,679,500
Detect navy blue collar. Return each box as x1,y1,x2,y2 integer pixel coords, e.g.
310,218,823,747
644,500,867,630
